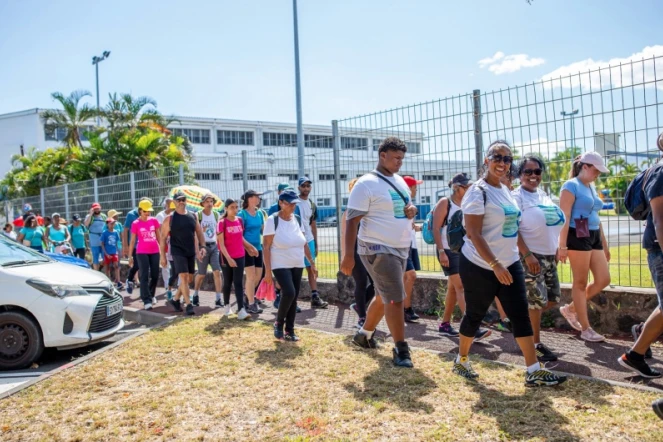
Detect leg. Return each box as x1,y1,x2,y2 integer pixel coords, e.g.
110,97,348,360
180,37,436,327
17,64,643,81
245,266,258,304
633,309,663,354
233,257,246,310
128,248,139,282
274,268,296,331
567,250,592,330
114,262,121,285
168,261,178,289
285,268,304,333
221,264,234,306
148,254,160,298
458,254,498,355
586,249,611,301
136,254,151,305
161,265,170,290
441,280,457,323
306,241,318,292
213,270,222,294
352,249,371,318
403,270,416,309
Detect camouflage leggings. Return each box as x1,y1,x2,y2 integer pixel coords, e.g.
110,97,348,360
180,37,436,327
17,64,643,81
522,253,561,310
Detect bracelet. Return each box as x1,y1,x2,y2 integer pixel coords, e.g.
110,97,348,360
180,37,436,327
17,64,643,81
489,259,500,268
523,251,533,259
559,247,568,251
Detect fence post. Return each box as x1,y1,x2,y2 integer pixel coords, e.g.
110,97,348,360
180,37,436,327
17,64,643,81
179,163,185,185
332,120,343,269
472,89,484,178
40,188,45,215
241,150,248,192
93,178,99,203
64,184,70,221
130,172,136,208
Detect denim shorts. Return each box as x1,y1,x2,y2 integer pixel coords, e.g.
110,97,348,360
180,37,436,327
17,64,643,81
646,250,663,312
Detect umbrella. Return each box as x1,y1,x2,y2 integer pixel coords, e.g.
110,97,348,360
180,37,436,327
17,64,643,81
169,185,224,214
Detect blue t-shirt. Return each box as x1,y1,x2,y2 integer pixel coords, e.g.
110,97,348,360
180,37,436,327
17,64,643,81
48,225,67,242
124,209,139,244
20,227,45,247
643,166,663,251
87,214,107,247
238,209,265,251
104,222,124,251
561,178,603,230
267,202,300,217
69,224,87,249
100,230,120,255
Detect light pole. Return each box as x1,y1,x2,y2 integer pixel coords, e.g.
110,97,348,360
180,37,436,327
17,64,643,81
292,0,305,178
92,50,111,126
560,109,579,148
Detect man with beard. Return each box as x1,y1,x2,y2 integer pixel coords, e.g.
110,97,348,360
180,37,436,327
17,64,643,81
84,202,107,271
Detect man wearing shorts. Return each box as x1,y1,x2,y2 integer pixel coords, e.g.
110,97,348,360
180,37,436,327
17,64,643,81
341,136,418,368
192,193,223,307
84,202,106,271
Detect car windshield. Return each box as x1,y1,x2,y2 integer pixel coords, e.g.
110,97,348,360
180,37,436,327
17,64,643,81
0,237,51,266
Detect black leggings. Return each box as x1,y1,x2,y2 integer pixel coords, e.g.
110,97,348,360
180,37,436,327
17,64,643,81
128,247,140,281
273,267,304,333
352,248,375,318
222,256,245,310
137,253,160,305
458,253,533,338
74,248,86,260
168,260,178,288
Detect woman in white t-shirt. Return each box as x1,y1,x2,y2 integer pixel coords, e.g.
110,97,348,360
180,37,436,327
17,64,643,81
512,156,565,363
264,189,317,342
452,140,566,387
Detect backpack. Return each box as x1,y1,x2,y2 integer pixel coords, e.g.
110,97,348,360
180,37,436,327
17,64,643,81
625,163,662,220
446,185,486,253
273,212,302,231
309,201,317,225
422,198,450,245
197,210,220,224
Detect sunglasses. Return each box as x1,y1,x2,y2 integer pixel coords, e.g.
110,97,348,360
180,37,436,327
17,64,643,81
175,198,186,202
489,154,513,164
522,168,543,176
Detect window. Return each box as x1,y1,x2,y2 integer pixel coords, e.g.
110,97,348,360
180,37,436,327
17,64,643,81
217,130,254,146
406,142,421,154
263,132,298,147
194,173,221,180
171,128,211,144
420,196,431,204
316,198,331,206
318,173,348,181
341,137,368,150
305,135,333,148
45,125,93,142
342,197,349,206
372,138,383,151
278,173,299,181
422,174,444,181
232,173,267,181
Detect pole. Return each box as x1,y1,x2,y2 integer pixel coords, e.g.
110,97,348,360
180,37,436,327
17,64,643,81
129,173,136,208
93,178,99,203
570,114,576,148
95,62,100,126
40,188,45,216
179,163,185,185
242,150,249,192
293,0,305,178
332,121,343,268
64,184,70,222
472,89,484,179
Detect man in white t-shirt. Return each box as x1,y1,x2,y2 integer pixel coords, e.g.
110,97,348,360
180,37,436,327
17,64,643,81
192,194,223,307
341,136,418,368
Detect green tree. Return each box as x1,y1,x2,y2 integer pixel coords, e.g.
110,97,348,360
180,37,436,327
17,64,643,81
544,146,581,195
40,90,96,147
605,157,640,214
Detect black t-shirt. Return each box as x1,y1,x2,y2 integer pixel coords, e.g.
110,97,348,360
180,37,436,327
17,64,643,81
170,211,197,257
642,165,663,251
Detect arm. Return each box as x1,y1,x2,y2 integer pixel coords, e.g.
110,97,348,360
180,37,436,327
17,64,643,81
465,214,513,285
128,233,137,266
217,221,236,266
84,212,92,228
432,198,449,266
159,217,170,267
340,212,347,257
340,214,363,275
517,233,540,274
311,220,318,258
64,226,71,243
43,227,50,247
599,222,610,262
262,234,274,284
17,232,24,243
121,224,129,258
194,217,206,259
100,236,107,257
651,196,663,252
557,189,575,264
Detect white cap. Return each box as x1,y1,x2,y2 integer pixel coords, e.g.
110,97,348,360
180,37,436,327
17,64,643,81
657,132,663,152
578,151,609,173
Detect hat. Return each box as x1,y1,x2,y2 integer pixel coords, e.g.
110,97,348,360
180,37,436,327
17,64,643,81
243,190,263,199
173,191,186,201
107,209,122,219
578,151,609,173
450,173,474,187
200,193,216,205
72,214,81,221
91,202,101,210
138,200,154,212
657,132,663,152
277,182,291,192
298,177,312,186
106,218,116,224
52,213,60,218
403,176,423,187
279,189,301,204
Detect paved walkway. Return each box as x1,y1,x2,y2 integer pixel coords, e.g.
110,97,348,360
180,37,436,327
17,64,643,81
122,289,663,390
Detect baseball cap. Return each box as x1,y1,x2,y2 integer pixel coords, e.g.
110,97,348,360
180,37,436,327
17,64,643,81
277,182,291,192
91,202,101,210
578,151,609,173
138,200,154,212
243,190,263,199
449,173,474,187
107,209,122,219
52,213,60,218
403,176,423,187
279,189,301,204
173,191,186,201
298,177,312,186
72,214,81,221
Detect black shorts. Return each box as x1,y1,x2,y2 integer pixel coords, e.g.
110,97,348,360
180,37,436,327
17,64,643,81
440,248,460,276
406,248,421,272
245,250,263,267
172,254,195,275
567,227,603,251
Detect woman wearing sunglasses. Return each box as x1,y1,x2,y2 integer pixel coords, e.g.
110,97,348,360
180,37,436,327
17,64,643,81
558,152,611,342
452,140,566,386
512,156,565,361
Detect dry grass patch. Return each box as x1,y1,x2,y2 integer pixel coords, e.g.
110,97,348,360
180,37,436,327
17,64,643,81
0,317,661,441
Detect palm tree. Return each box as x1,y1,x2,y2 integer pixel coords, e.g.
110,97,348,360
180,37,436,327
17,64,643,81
10,146,42,170
41,90,96,147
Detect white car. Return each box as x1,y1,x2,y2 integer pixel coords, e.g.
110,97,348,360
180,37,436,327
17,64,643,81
0,236,124,370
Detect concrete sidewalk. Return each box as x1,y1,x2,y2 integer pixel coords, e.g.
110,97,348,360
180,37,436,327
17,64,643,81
122,288,663,390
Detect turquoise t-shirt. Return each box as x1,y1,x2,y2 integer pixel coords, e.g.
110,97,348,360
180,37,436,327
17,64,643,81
69,224,87,250
561,178,603,230
20,227,45,247
238,209,265,251
48,225,67,242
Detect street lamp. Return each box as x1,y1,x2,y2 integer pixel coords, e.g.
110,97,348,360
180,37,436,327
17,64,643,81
292,0,304,178
560,109,579,148
92,50,111,126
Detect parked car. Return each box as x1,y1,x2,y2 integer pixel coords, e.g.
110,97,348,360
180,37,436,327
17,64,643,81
320,215,338,227
44,251,91,269
0,236,124,370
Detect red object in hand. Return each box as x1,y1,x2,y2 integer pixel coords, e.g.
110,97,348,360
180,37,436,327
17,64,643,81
255,280,276,302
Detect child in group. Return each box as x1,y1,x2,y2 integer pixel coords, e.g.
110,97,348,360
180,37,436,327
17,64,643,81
101,218,123,289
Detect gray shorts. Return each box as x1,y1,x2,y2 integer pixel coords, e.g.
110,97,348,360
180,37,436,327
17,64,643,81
197,243,221,274
360,253,407,303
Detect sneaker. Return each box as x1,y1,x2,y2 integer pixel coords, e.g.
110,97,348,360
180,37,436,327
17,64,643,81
215,299,224,308
453,359,479,380
152,297,157,305
192,295,200,307
273,293,281,309
632,323,653,359
224,305,232,317
525,366,567,387
237,308,250,321
404,307,420,323
256,298,267,307
535,343,558,362
144,303,153,311
274,322,284,340
495,318,513,333
653,398,663,421
185,303,195,316
247,303,263,314
357,317,366,329
116,282,124,290
284,332,300,342
352,331,379,349
311,295,328,309
560,304,582,331
166,290,173,301
580,327,605,342
350,303,359,316
474,328,492,341
392,342,414,368
296,305,302,314
438,322,460,337
169,299,182,312
618,353,662,378
126,281,133,295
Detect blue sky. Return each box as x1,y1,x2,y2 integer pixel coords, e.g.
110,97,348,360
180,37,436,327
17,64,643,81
0,0,661,125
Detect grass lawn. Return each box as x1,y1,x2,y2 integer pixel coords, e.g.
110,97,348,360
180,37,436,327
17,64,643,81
1,317,660,441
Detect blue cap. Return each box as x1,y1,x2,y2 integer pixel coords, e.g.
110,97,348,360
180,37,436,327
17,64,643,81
298,176,312,186
277,182,291,192
279,189,301,204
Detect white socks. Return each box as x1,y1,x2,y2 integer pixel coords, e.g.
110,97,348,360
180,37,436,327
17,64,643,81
359,328,374,338
527,362,542,374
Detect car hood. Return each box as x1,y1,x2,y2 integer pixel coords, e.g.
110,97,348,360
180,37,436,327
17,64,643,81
2,261,110,286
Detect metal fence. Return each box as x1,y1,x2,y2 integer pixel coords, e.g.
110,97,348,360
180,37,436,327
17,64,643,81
2,54,662,287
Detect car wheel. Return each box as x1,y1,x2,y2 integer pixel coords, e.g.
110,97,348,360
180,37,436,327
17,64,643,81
0,311,44,370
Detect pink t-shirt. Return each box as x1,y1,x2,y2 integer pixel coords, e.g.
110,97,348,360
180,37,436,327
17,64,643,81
131,217,160,254
218,218,245,259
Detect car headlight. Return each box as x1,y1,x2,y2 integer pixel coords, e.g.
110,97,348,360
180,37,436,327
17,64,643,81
26,278,89,298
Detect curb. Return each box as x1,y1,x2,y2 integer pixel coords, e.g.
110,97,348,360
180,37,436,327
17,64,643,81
123,307,174,326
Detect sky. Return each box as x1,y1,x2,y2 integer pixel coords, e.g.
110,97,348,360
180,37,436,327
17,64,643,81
0,0,661,126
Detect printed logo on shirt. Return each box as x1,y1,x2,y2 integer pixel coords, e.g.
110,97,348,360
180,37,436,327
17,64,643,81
201,221,216,241
106,234,117,246
138,226,157,242
501,204,521,238
226,225,243,234
389,189,407,219
538,204,565,226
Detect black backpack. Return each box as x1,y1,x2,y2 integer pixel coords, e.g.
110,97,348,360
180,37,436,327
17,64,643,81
625,163,662,220
273,212,302,230
446,185,486,253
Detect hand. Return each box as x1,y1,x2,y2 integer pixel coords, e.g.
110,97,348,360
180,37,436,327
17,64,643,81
493,263,513,285
248,246,259,257
438,249,450,267
128,257,134,268
525,254,540,275
197,248,206,260
89,208,95,215
558,248,568,264
340,255,355,276
404,203,418,220
160,256,167,268
604,247,611,262
263,273,273,286
228,258,237,268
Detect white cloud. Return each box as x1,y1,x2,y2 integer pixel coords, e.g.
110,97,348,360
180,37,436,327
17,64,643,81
540,45,663,90
478,51,545,75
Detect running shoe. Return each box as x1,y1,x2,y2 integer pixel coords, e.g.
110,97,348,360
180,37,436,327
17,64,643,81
560,305,582,331
352,331,379,349
311,295,328,309
126,280,133,295
166,290,173,301
392,342,414,368
653,398,663,421
618,353,662,378
247,303,263,314
438,322,460,337
237,308,250,321
144,303,153,311
535,343,558,362
274,322,284,340
632,323,653,359
116,282,124,291
192,295,200,307
273,293,281,309
404,307,420,323
152,297,157,306
357,317,366,328
474,328,492,341
296,305,302,314
169,299,183,312
494,318,513,333
185,303,195,316
256,298,267,307
284,332,300,342
453,360,479,380
215,299,224,308
525,367,567,387
223,305,233,317
580,328,605,342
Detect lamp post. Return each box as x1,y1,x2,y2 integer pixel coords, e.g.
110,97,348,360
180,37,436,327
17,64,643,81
292,0,304,178
560,109,579,148
92,50,111,126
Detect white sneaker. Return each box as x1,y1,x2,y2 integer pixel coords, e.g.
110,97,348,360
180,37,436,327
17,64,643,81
559,305,582,331
144,303,153,311
224,305,233,317
237,308,250,321
152,297,157,305
580,327,605,342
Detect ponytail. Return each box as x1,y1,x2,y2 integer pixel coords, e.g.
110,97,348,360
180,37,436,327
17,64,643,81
569,155,584,179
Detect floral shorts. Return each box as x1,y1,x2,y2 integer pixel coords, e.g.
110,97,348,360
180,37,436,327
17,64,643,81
522,253,561,310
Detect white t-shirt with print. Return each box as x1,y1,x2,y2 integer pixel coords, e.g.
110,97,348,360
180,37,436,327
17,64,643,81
512,187,565,256
200,212,218,243
441,198,461,250
263,215,307,270
297,198,315,242
461,179,521,270
347,171,412,250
